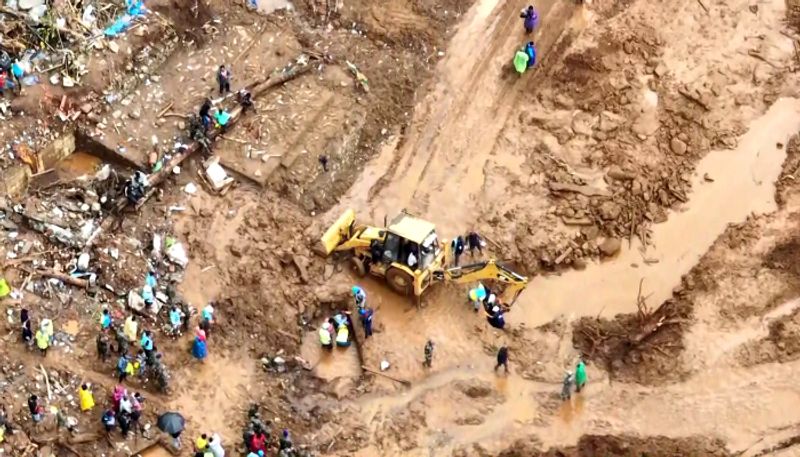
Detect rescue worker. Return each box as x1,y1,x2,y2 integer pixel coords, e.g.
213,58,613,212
352,286,366,309
124,315,138,342
208,433,225,457
468,284,487,312
28,395,43,423
35,326,50,357
195,433,209,453
561,371,574,400
117,354,134,382
495,346,509,373
96,330,111,361
79,384,95,412
335,322,351,347
140,330,154,355
359,307,374,338
487,307,506,330
423,340,434,368
319,322,333,350
467,231,483,257
217,65,231,95
200,303,215,337
451,235,465,266
192,328,208,362
575,358,587,393
525,41,537,68
169,306,183,336
520,5,539,33
513,46,530,75
199,98,212,132
100,308,112,330
20,309,32,346
101,409,116,433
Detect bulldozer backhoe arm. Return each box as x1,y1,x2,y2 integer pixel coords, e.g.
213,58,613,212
438,260,529,305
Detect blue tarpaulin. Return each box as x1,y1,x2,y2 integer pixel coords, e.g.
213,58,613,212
104,0,147,37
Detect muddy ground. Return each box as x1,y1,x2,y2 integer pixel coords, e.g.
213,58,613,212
4,0,800,454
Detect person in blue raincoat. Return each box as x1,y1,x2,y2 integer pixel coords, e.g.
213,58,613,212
525,41,537,68
192,329,208,361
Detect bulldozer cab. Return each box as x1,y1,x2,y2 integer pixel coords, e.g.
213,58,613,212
383,213,441,271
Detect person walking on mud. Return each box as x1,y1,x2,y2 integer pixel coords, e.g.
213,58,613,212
423,340,435,368
561,370,574,400
520,5,539,34
97,330,111,362
575,358,587,393
451,235,465,267
217,65,231,95
495,346,509,373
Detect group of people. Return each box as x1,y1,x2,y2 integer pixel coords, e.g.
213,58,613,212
19,309,54,357
100,385,146,438
514,5,540,74
195,63,256,137
466,283,506,329
561,358,588,400
242,406,298,457
449,231,485,266
318,286,375,350
193,432,226,457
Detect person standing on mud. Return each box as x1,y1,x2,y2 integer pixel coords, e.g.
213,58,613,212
97,330,111,362
359,306,374,338
451,236,465,267
423,340,434,368
561,371,574,400
575,358,587,393
495,346,509,373
217,65,231,95
520,5,539,34
466,231,484,257
20,309,32,346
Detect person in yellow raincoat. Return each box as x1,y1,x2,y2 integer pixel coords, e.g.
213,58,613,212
35,328,50,356
79,384,95,412
124,315,138,342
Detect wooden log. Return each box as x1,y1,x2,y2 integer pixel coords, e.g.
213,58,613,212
361,365,411,386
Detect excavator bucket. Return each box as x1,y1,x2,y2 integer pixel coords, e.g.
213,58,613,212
319,208,356,255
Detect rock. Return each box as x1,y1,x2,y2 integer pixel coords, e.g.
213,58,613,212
598,201,622,220
654,63,667,78
18,0,44,10
80,103,93,114
571,111,596,136
460,382,492,398
553,94,574,109
177,121,186,130
150,75,160,82
597,111,623,132
607,166,635,181
292,255,310,284
323,264,334,280
229,244,243,257
669,137,687,155
86,112,101,124
129,110,141,120
112,110,122,119
599,237,622,256
549,181,611,197
107,41,119,53
573,258,588,270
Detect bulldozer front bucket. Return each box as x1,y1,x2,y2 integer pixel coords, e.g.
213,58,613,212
319,208,357,255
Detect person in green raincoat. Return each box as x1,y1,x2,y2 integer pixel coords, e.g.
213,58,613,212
575,358,587,392
513,47,530,75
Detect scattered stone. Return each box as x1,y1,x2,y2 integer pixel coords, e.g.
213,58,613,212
129,110,141,120
654,63,667,78
229,244,243,257
598,201,622,220
177,121,186,130
703,173,714,182
80,103,93,114
549,181,611,197
107,41,120,53
323,264,334,280
669,137,687,155
112,110,123,119
607,166,636,181
599,238,622,256
597,111,623,132
571,111,596,136
18,0,44,10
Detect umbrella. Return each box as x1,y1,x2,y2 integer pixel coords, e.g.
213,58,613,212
157,412,185,435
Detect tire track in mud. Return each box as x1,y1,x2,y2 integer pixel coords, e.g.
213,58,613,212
363,0,582,233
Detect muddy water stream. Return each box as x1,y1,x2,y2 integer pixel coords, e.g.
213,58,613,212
513,97,800,327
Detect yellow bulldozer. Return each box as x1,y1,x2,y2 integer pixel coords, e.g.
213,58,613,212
319,209,529,306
